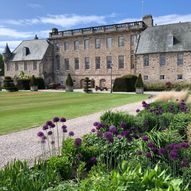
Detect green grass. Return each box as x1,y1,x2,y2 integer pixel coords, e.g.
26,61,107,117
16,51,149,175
0,91,148,135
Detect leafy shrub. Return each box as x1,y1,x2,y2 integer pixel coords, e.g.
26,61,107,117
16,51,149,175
17,78,30,90
30,75,38,86
46,181,78,191
3,76,18,92
170,113,191,139
47,156,72,180
158,112,175,130
66,73,73,87
135,73,144,88
83,77,92,93
113,74,137,92
79,163,187,191
36,77,45,89
144,83,166,91
0,160,59,191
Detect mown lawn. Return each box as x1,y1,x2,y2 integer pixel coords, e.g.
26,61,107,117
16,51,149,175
0,91,148,135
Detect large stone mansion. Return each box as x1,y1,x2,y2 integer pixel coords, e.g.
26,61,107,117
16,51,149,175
3,15,191,88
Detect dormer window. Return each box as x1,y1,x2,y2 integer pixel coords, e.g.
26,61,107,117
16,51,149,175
23,47,30,56
167,34,175,47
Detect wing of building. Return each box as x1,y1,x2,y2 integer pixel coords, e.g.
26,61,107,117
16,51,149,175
3,15,191,88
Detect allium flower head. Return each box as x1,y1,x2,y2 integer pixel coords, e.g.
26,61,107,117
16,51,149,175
53,117,60,122
170,150,178,160
62,125,67,130
37,131,44,137
120,121,126,129
63,128,67,133
136,109,140,113
93,122,99,127
60,117,66,122
121,130,129,137
42,125,49,131
142,135,149,142
146,152,152,158
50,123,55,128
91,128,96,133
48,131,53,136
75,138,82,147
180,142,189,149
158,148,166,155
46,121,53,126
90,156,97,164
104,131,114,143
109,125,117,133
69,131,74,136
147,142,155,148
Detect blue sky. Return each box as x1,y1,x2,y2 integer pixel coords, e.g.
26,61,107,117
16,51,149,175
1,0,191,52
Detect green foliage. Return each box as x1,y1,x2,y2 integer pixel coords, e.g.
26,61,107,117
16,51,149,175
30,75,38,86
113,74,137,92
170,113,191,139
17,78,30,90
83,77,92,93
158,112,175,129
0,54,4,76
47,156,72,180
46,181,78,191
100,111,136,128
3,76,18,92
36,77,45,89
18,71,29,79
135,73,144,88
79,163,186,191
66,73,73,87
62,138,76,159
0,160,59,191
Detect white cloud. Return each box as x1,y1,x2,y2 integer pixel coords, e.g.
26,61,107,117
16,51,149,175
27,3,41,9
0,27,33,38
0,40,22,53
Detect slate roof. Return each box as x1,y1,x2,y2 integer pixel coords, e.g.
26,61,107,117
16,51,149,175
136,22,191,54
10,39,50,61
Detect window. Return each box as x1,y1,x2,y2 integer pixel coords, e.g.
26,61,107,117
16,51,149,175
177,74,183,80
7,63,10,71
64,41,69,51
84,39,89,49
55,55,60,70
33,61,37,70
74,40,80,50
85,57,90,69
74,58,79,70
118,55,124,69
118,36,125,47
160,54,166,66
106,56,112,69
24,62,27,71
177,53,183,65
143,55,149,66
160,75,165,80
64,58,69,70
144,75,148,80
130,55,134,69
95,38,101,49
15,63,18,71
106,37,112,48
95,57,100,69
130,34,138,45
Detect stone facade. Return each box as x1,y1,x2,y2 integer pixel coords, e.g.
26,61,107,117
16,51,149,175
49,19,146,88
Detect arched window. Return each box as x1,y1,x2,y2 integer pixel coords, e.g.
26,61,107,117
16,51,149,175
100,79,106,88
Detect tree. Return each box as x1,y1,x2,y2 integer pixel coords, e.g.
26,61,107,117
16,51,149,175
83,77,92,93
0,54,4,76
135,74,144,88
66,73,73,87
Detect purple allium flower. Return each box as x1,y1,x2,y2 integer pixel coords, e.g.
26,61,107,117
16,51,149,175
142,135,149,142
75,138,82,147
104,132,114,143
47,131,53,136
51,140,55,145
50,123,55,128
96,123,104,130
62,125,67,130
136,109,140,113
166,143,176,150
60,117,66,122
91,128,96,133
69,131,74,136
63,128,67,133
146,152,152,158
37,131,44,138
121,130,129,137
109,125,117,133
93,122,99,127
180,142,189,149
42,125,49,131
46,121,53,126
117,134,123,139
147,142,155,149
120,121,126,129
170,150,178,160
53,117,60,123
90,156,97,164
158,148,166,155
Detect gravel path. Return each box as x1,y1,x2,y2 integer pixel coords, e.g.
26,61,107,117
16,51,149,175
0,98,154,168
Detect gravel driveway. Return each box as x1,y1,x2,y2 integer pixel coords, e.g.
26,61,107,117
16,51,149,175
0,98,154,168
